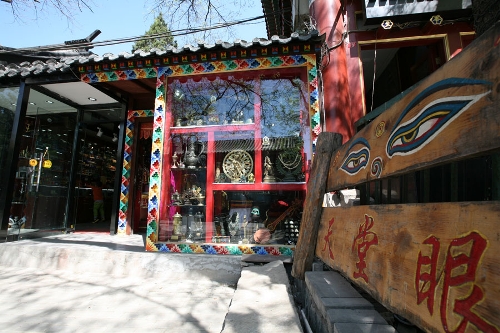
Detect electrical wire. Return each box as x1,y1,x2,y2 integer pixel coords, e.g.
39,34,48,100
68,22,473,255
0,9,290,55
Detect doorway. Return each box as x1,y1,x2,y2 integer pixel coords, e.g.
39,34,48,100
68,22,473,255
71,109,123,233
130,120,153,234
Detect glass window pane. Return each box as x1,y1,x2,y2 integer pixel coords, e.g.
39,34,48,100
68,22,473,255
0,87,18,202
162,67,308,246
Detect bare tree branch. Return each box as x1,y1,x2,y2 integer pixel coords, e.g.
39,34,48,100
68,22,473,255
2,0,95,25
147,0,254,44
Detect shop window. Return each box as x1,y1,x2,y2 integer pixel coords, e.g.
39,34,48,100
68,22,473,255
161,68,309,245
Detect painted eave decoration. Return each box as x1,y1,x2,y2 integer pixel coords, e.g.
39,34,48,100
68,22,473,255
0,31,323,80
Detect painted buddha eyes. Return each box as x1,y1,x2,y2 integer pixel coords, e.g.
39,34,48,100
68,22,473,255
388,100,467,156
340,138,370,175
387,94,488,157
338,78,491,177
340,148,369,174
386,78,491,158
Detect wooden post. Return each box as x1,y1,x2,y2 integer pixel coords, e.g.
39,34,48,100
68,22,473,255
292,132,343,280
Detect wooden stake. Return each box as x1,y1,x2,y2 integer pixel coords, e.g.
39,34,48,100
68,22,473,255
291,132,342,280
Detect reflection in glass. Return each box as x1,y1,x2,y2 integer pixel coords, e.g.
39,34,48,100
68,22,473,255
0,87,19,203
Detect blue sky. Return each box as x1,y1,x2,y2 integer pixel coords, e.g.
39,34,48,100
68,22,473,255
0,0,267,56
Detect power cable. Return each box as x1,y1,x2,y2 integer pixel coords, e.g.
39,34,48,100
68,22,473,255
0,9,290,55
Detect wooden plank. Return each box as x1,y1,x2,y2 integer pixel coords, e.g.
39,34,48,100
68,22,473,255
291,132,343,280
316,202,500,333
327,22,500,191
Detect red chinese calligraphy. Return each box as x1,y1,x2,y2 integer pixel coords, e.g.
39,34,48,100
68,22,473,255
416,232,499,333
415,235,440,315
440,232,498,333
352,214,378,282
321,217,335,260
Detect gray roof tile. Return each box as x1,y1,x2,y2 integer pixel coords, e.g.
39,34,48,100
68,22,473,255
0,31,322,81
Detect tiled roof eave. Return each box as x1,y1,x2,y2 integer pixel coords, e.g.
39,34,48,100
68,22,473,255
0,31,323,80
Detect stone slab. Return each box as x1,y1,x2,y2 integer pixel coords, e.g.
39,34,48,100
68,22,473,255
321,297,374,310
222,260,303,333
0,264,235,333
333,323,397,333
241,254,292,263
327,308,389,325
305,271,361,298
0,233,308,333
305,270,363,321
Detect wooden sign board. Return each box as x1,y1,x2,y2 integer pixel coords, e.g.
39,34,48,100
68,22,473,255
316,202,500,333
327,23,500,191
303,23,500,333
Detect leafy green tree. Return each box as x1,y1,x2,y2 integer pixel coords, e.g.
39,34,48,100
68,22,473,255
132,13,177,52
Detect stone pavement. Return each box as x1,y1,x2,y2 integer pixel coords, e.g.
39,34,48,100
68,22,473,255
0,233,304,333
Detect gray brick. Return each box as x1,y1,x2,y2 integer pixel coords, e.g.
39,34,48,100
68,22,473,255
334,323,398,333
322,297,374,310
327,308,389,325
306,271,362,298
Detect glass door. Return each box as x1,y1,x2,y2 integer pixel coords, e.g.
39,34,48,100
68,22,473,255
20,109,77,231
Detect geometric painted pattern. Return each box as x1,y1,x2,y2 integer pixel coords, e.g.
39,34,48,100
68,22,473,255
148,243,295,256
117,109,154,235
145,75,166,248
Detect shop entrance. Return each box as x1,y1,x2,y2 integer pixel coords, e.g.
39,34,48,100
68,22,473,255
130,120,152,234
71,110,122,232
1,84,125,238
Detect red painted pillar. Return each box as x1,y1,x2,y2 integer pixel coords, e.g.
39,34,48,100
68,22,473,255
345,1,366,132
310,0,354,143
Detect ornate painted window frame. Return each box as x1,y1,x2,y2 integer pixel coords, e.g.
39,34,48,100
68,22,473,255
82,54,319,255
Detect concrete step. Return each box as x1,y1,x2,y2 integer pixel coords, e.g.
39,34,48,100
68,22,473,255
222,260,303,333
0,233,242,284
303,271,398,333
0,233,306,333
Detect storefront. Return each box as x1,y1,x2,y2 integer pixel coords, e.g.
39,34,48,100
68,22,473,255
1,32,323,256
0,82,125,237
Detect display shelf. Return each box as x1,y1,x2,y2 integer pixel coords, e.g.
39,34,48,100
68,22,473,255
164,123,306,245
211,182,306,191
170,167,207,171
170,123,256,133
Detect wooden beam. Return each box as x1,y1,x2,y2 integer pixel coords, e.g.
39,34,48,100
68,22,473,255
291,132,343,280
129,79,156,94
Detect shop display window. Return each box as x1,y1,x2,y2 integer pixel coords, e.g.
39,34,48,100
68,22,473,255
211,190,304,245
160,67,310,245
